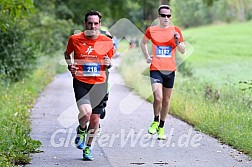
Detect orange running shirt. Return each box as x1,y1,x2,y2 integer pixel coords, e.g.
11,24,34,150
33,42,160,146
144,26,184,71
66,32,114,84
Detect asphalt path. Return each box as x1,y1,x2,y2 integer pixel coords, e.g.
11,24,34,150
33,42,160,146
26,58,251,167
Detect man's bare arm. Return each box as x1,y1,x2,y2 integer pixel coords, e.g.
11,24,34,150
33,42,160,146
64,51,72,65
141,37,152,63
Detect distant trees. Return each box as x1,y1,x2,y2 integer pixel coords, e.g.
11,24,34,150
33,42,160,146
52,0,170,30
0,0,74,83
1,0,251,83
56,0,252,29
171,0,252,28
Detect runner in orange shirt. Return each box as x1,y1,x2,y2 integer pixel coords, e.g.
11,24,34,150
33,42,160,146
141,5,185,140
64,10,114,160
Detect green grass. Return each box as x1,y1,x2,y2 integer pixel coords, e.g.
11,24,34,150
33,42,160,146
0,50,65,166
184,21,252,86
118,21,252,157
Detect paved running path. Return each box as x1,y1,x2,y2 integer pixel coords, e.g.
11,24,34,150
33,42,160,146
26,58,251,167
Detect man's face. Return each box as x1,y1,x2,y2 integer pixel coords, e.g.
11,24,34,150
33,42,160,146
158,8,171,26
84,15,101,37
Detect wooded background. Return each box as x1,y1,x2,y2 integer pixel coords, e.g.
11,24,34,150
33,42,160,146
1,0,252,83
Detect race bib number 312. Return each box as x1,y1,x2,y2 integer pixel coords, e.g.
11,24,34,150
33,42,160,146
83,63,100,76
156,46,172,58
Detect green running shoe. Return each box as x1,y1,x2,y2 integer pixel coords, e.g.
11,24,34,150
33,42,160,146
157,127,166,140
75,126,86,149
83,146,94,161
148,121,159,134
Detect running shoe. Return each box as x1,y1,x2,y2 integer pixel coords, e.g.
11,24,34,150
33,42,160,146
83,146,94,161
148,121,159,134
157,127,166,140
75,126,86,149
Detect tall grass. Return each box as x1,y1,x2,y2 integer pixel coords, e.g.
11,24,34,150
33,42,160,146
118,21,252,157
0,51,65,166
172,77,252,155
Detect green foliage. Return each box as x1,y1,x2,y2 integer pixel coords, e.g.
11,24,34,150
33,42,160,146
176,52,193,77
184,21,252,86
171,0,252,28
45,0,153,31
33,0,252,32
177,62,193,77
202,0,219,6
61,0,131,25
0,19,36,83
0,0,35,30
55,3,74,20
0,0,75,83
172,79,252,156
0,82,42,166
0,53,62,166
239,80,252,92
33,0,56,15
0,0,37,83
31,0,252,32
30,0,77,55
28,13,75,55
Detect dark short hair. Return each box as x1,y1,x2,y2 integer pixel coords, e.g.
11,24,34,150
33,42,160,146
158,5,171,14
84,10,102,22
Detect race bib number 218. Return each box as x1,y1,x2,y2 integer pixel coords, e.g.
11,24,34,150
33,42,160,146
83,63,100,76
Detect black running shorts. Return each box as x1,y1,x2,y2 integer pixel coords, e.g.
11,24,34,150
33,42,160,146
73,78,107,114
150,70,175,88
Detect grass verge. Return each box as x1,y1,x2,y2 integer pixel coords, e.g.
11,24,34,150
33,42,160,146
0,50,66,166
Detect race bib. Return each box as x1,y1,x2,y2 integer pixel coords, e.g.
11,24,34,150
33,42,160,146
156,46,172,58
83,62,100,76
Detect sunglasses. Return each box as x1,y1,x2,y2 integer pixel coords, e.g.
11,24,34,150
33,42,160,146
159,14,171,18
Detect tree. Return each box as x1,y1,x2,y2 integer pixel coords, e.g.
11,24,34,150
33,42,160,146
0,0,38,82
159,0,170,5
0,0,35,30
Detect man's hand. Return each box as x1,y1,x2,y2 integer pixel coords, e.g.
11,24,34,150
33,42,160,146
146,55,152,64
174,31,180,46
68,63,79,75
104,55,112,68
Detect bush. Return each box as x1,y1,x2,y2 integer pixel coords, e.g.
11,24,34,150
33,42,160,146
0,53,63,166
28,13,75,55
0,19,36,83
0,12,75,83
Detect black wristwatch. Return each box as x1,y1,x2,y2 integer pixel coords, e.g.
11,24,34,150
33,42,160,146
67,64,72,71
106,64,112,69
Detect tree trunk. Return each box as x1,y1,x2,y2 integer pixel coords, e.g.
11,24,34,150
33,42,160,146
238,0,245,21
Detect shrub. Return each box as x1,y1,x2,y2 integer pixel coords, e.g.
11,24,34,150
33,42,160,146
0,19,36,83
28,13,75,55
